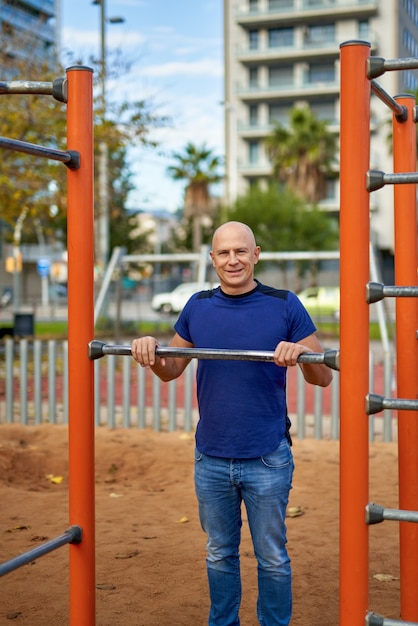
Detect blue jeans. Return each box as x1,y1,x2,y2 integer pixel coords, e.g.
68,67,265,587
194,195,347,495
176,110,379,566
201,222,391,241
194,437,294,626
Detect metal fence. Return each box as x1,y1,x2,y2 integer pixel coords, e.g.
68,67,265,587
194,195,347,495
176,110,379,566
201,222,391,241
0,338,397,442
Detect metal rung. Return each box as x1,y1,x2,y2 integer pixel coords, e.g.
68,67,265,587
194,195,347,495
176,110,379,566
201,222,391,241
0,137,79,169
367,170,418,192
0,78,67,102
0,525,82,577
370,81,407,120
367,55,418,79
366,611,418,625
87,340,340,371
366,393,418,415
366,282,418,304
366,503,418,525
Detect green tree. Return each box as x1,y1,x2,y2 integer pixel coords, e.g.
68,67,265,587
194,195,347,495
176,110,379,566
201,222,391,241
167,143,222,252
0,31,167,258
265,105,337,204
226,183,339,288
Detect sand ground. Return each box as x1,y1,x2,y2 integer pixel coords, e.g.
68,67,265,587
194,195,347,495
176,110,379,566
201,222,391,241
0,424,402,625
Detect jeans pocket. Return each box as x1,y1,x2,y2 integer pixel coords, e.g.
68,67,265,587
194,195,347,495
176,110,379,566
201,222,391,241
260,439,292,469
194,447,203,462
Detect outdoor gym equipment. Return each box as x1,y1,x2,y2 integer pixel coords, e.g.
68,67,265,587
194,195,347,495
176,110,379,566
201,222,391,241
0,67,95,626
340,41,418,626
87,339,341,370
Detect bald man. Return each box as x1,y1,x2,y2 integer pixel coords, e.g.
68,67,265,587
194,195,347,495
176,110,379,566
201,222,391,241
132,221,332,625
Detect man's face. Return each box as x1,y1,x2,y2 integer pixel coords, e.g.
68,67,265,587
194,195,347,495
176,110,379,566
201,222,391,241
210,224,260,295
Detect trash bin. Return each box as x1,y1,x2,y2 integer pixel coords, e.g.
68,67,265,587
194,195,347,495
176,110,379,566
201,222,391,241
14,312,35,337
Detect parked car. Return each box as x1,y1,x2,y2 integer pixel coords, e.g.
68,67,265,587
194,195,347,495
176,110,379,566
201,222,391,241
151,282,217,314
49,283,68,301
296,286,340,319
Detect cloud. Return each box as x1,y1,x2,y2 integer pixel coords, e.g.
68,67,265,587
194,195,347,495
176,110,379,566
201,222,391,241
140,57,222,78
61,26,144,50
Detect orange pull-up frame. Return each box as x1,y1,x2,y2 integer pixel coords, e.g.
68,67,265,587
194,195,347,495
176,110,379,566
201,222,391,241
340,41,418,624
66,66,96,626
392,94,418,621
339,40,371,626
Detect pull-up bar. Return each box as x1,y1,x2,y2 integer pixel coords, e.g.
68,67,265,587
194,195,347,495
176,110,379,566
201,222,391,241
87,339,341,370
0,77,67,102
366,282,418,303
0,136,80,169
366,611,418,626
370,80,407,121
0,526,82,577
367,56,418,79
367,170,418,192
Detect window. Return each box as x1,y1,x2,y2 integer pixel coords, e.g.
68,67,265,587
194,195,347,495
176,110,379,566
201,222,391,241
249,0,258,12
249,29,259,50
269,65,293,87
310,100,336,122
249,67,258,88
306,0,335,6
308,62,335,83
304,23,335,45
249,105,258,126
269,103,289,125
269,0,294,10
248,141,259,164
358,20,369,40
268,27,293,48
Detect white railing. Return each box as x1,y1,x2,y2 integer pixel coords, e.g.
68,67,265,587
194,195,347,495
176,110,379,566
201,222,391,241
0,338,397,441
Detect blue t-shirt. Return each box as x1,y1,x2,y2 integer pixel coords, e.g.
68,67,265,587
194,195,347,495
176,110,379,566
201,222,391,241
174,281,316,458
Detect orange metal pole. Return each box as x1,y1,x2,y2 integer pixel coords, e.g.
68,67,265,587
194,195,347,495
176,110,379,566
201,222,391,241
392,94,418,621
339,41,371,626
66,66,96,626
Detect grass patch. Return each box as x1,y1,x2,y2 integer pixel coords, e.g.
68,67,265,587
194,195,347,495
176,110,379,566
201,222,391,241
316,320,393,342
8,318,390,344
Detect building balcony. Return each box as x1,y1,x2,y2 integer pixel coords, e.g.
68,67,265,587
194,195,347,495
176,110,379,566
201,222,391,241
236,0,378,27
237,118,340,138
237,40,341,63
237,159,273,177
237,80,340,101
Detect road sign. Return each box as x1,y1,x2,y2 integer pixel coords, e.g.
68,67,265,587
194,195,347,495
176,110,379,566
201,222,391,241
37,257,51,278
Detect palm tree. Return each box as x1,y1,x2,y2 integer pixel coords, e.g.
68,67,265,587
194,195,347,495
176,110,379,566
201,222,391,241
167,143,222,251
265,105,337,204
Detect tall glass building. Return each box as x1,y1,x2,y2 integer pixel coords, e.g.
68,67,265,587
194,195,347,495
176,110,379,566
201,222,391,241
0,0,59,63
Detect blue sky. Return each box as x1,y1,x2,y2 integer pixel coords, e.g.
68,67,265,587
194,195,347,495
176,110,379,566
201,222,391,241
60,0,224,213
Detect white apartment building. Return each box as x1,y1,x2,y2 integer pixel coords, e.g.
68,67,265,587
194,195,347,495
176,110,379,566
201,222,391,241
224,0,418,259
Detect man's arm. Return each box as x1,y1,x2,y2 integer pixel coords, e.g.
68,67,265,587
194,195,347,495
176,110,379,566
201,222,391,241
131,332,193,382
273,333,333,387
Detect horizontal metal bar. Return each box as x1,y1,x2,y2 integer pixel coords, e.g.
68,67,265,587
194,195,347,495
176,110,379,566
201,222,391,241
0,525,82,577
0,78,67,103
366,503,418,525
0,136,79,169
88,340,340,370
366,393,418,415
370,80,407,120
366,611,418,626
367,170,418,192
366,282,418,303
367,56,418,79
123,250,341,265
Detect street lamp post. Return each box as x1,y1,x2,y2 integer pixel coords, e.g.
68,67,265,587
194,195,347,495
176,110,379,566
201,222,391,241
92,0,124,273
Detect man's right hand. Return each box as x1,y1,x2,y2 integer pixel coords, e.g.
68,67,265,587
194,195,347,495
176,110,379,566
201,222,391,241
131,336,165,368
